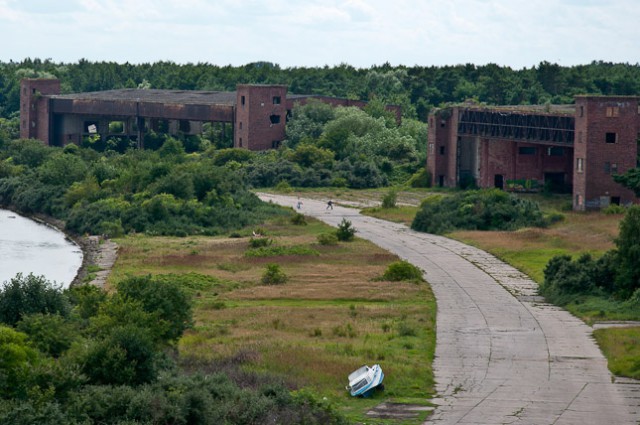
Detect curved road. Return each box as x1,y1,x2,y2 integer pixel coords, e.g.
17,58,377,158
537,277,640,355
259,194,640,425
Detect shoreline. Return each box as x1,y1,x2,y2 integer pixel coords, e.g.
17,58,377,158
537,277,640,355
11,209,117,289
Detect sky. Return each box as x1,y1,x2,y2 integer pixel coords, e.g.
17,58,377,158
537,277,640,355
1,0,639,69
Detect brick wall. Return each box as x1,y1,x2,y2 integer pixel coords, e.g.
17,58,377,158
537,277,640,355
235,85,288,150
20,79,60,143
427,109,456,187
575,96,639,209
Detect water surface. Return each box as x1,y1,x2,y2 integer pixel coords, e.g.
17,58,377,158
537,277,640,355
0,210,83,288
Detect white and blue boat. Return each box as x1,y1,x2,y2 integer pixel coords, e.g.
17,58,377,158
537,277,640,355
345,364,384,397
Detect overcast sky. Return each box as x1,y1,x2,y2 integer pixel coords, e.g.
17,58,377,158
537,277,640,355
1,0,639,69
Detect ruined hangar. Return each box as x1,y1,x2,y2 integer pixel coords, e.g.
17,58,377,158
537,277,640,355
20,78,639,211
428,97,640,210
19,78,385,152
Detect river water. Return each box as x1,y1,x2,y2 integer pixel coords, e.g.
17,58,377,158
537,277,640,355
0,209,83,289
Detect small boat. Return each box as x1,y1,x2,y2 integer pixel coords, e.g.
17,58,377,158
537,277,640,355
345,364,384,397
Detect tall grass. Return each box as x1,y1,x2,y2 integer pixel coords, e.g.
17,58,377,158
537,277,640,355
111,213,437,423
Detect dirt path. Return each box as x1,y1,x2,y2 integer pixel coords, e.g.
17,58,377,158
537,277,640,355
259,193,640,425
72,235,118,289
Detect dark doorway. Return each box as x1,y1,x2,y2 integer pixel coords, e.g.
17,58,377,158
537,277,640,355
438,175,445,187
544,172,569,193
494,174,504,190
611,196,621,206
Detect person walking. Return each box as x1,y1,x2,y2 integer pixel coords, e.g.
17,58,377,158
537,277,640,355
326,200,333,210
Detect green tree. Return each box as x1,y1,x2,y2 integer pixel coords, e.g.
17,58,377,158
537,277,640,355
0,325,41,398
16,313,78,358
614,206,640,298
83,324,158,385
613,168,640,197
0,274,71,327
289,143,334,167
336,218,357,241
116,275,193,343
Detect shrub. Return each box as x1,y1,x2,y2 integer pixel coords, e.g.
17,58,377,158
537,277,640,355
382,260,424,282
82,324,158,386
336,218,356,241
16,313,78,358
261,264,288,285
290,213,307,225
539,253,614,303
603,204,626,215
116,275,193,343
412,189,546,234
0,273,71,326
275,180,293,192
317,233,338,245
407,168,431,188
249,237,273,248
397,321,417,337
246,245,319,257
331,177,348,187
381,189,398,209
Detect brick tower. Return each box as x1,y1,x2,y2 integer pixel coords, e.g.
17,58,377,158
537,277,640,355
20,79,61,143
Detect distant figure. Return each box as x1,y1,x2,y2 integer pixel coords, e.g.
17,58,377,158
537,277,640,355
326,200,333,210
296,199,303,210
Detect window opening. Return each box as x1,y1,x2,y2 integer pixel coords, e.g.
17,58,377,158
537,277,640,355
518,147,537,155
605,132,617,144
547,147,564,156
269,114,281,124
272,96,281,105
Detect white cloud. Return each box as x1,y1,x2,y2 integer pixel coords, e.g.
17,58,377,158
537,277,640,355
0,0,639,67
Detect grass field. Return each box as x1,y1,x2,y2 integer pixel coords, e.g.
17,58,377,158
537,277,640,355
109,214,436,424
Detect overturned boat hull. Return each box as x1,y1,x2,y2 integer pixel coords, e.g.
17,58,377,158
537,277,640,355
346,364,384,397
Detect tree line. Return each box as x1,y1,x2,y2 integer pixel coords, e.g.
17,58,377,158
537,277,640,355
3,58,640,120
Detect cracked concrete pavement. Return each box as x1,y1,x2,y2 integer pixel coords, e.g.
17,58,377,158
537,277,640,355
258,193,640,425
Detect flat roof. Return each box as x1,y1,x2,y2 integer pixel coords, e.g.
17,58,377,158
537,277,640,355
52,89,238,106
459,103,576,116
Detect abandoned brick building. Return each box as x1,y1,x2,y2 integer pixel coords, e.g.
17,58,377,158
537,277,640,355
428,97,640,210
20,78,399,152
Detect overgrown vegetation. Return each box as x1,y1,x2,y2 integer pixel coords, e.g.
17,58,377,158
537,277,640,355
0,272,346,424
0,139,286,237
540,206,640,306
412,189,547,234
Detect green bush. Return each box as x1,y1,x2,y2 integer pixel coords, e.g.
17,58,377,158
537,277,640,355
290,213,307,225
16,313,78,358
411,189,546,234
115,275,193,344
261,264,288,285
407,168,431,188
275,180,293,192
336,218,356,241
603,204,626,215
317,233,339,245
540,252,617,304
0,274,71,326
249,237,273,248
246,245,320,257
381,189,398,209
382,260,424,282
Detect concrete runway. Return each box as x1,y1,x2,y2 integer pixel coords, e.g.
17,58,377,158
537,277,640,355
259,193,640,425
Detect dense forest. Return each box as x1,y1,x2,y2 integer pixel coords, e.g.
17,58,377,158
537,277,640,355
3,59,640,121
